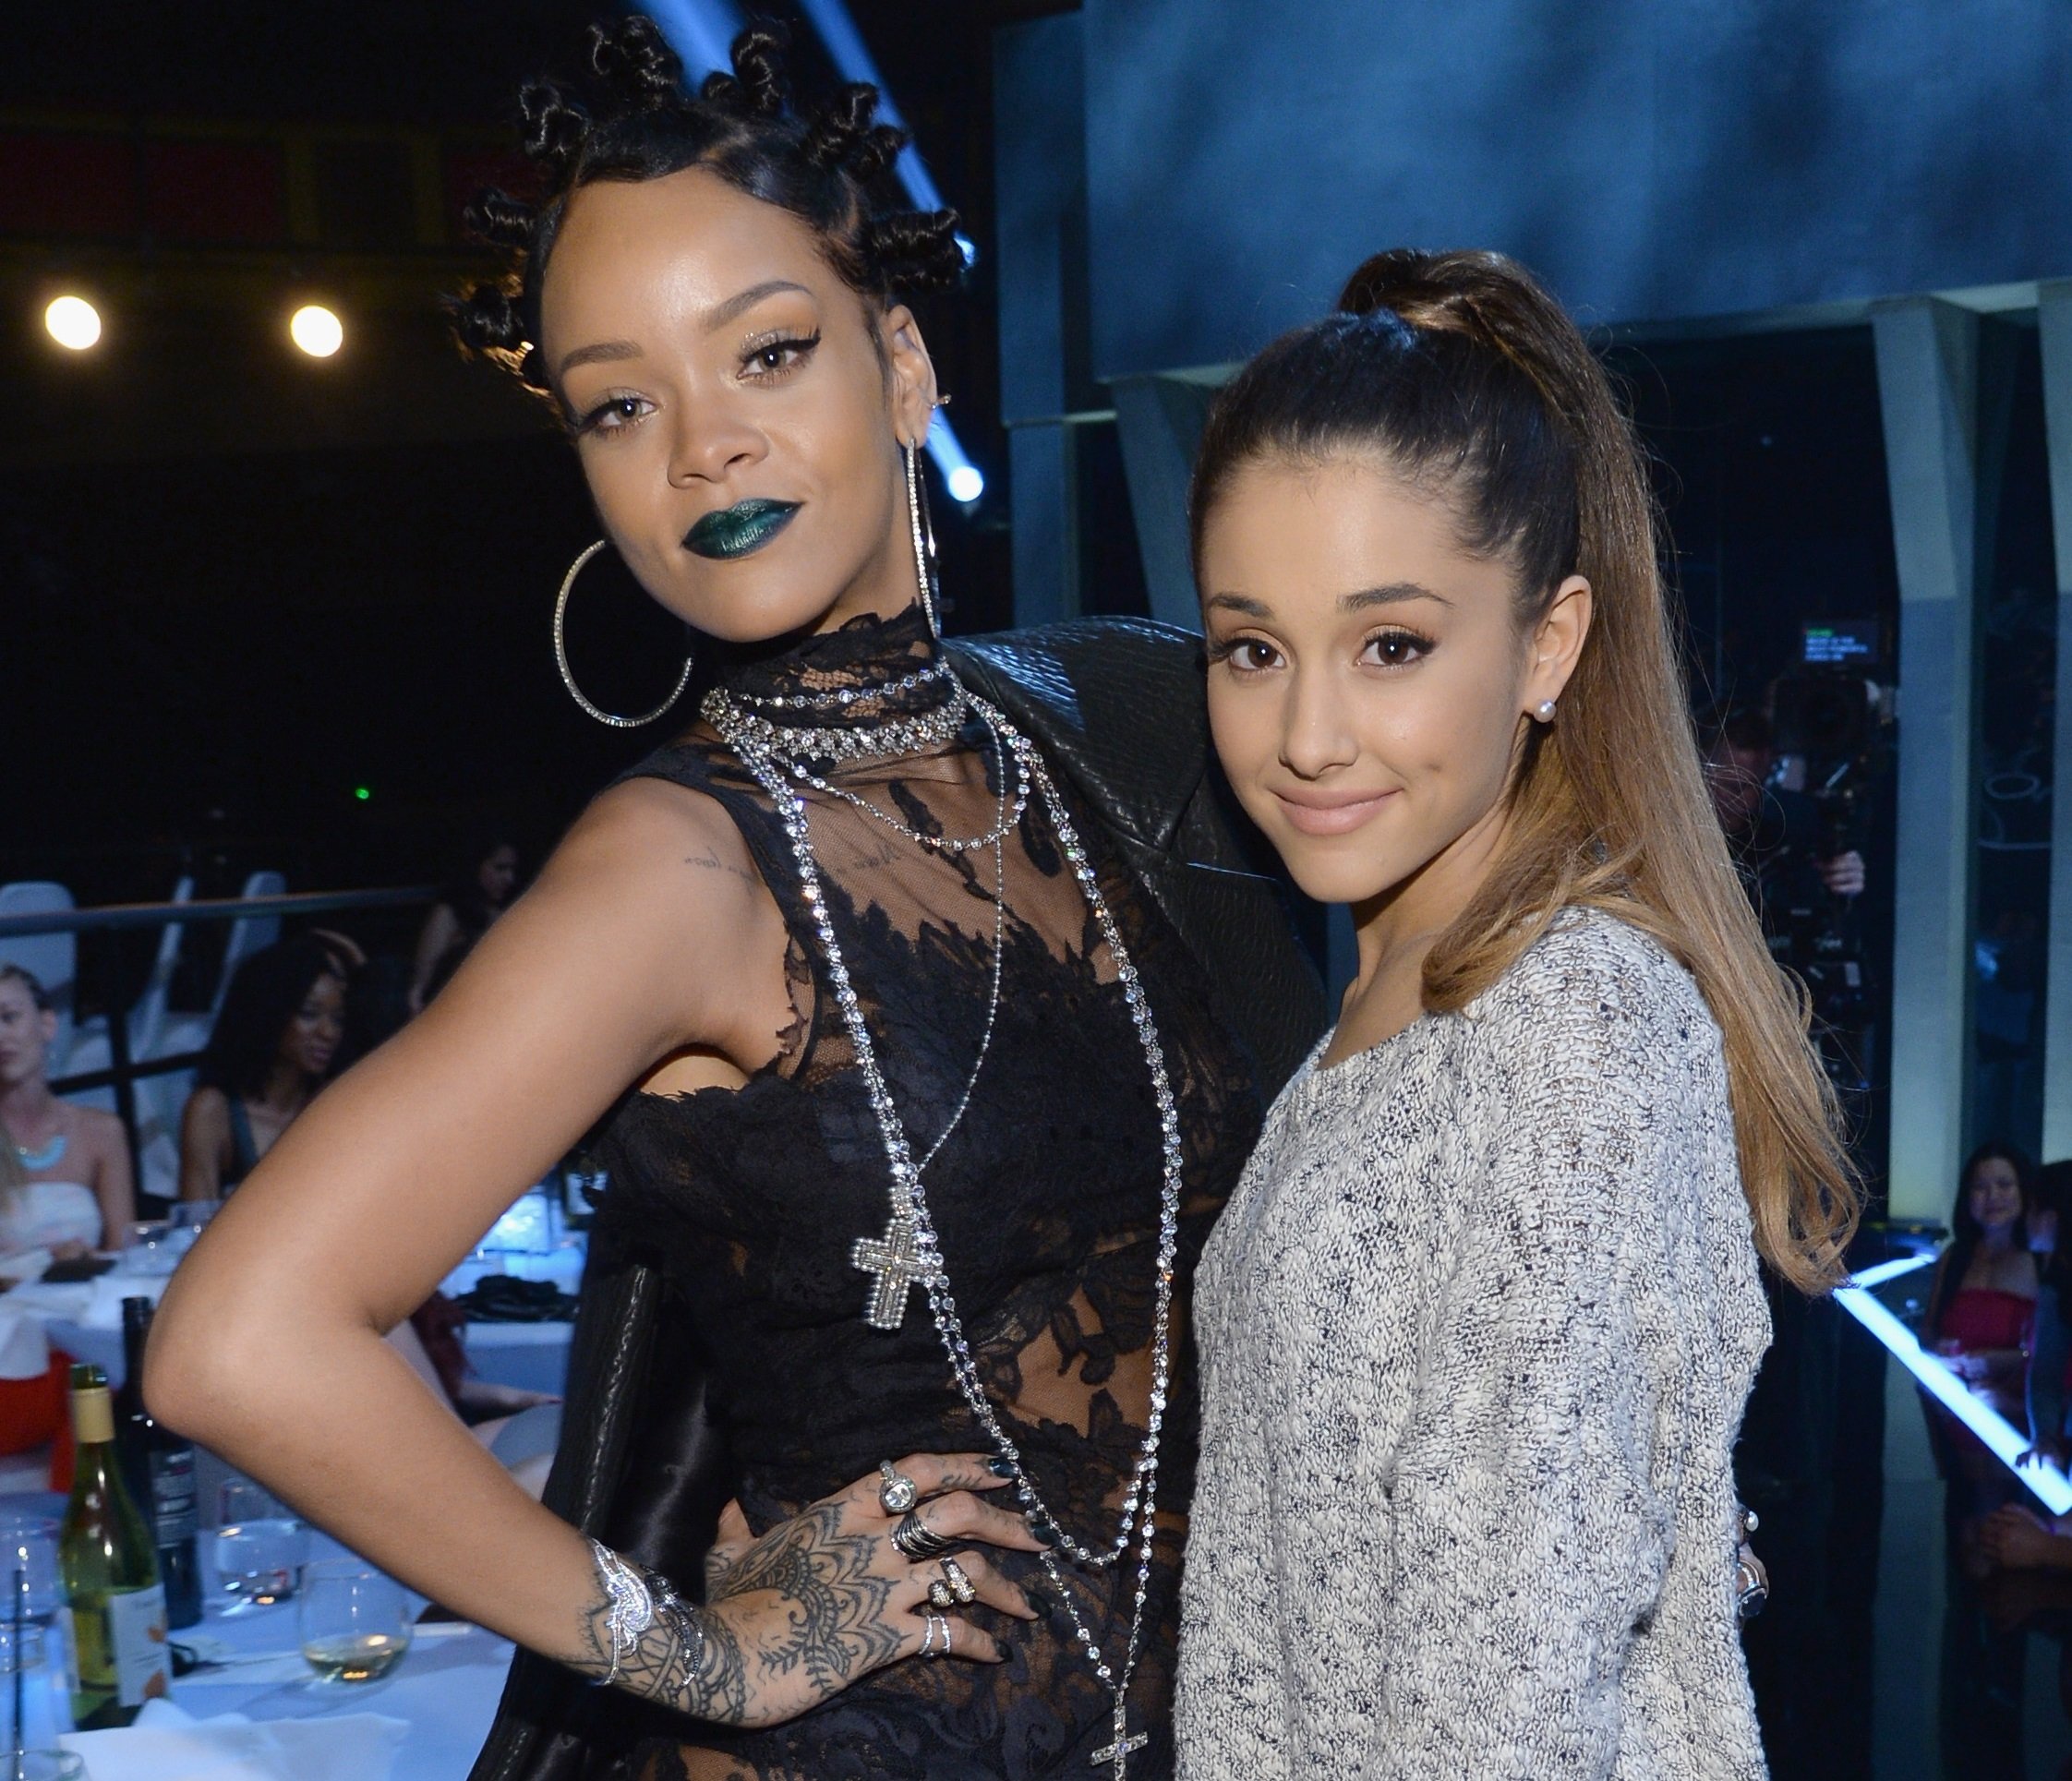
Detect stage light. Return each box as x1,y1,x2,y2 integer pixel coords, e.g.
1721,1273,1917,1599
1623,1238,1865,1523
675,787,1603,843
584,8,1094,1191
290,305,343,358
44,295,102,351
946,464,984,503
1834,1253,2072,1515
354,787,371,801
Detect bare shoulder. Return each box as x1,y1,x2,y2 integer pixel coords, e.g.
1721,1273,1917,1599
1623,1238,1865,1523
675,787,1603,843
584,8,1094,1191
421,774,788,1069
182,1084,231,1127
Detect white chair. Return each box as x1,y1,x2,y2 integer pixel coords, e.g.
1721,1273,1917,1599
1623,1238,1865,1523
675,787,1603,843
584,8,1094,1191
129,878,198,1204
210,872,286,1017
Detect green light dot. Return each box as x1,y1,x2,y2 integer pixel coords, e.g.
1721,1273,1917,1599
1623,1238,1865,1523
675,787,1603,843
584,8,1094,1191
354,787,371,801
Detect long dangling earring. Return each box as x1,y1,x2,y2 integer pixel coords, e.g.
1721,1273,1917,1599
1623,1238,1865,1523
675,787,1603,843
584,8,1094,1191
902,439,941,638
553,540,695,728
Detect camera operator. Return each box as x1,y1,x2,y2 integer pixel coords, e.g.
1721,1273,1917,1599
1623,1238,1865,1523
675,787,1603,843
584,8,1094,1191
1705,705,1865,915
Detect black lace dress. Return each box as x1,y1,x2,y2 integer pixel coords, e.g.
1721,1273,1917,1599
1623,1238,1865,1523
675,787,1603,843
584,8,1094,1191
584,606,1260,1780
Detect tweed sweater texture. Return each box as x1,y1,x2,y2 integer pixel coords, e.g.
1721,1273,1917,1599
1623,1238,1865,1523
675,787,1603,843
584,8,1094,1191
1175,909,1772,1779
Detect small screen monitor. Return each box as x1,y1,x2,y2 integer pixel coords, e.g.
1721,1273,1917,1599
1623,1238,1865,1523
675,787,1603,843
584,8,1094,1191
1801,620,1882,668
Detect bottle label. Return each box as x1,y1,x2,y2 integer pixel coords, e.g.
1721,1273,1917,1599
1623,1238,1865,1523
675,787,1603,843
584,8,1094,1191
148,1449,199,1548
105,1585,169,1708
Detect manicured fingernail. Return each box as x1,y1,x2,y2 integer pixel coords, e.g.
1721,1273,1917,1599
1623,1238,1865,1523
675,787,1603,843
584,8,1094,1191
987,1457,1016,1478
1027,1515,1059,1546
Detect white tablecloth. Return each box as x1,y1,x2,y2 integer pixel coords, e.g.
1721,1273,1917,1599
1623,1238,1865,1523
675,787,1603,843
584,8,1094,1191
30,1520,511,1780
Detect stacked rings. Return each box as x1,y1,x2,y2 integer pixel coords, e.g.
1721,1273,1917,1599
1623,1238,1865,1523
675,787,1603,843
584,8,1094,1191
927,1556,979,1609
878,1462,920,1516
890,1510,958,1561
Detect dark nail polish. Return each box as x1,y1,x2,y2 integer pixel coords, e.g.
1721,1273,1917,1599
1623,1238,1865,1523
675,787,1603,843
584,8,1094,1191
1028,1515,1059,1546
987,1458,1016,1479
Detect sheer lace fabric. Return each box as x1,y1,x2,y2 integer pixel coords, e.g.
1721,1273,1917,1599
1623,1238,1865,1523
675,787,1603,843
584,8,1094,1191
584,608,1259,1779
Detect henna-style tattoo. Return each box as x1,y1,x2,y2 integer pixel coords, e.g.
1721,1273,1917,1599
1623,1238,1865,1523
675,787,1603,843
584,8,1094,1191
715,1501,906,1700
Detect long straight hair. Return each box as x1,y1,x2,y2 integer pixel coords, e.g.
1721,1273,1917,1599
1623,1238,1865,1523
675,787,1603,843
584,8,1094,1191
1189,248,1859,1293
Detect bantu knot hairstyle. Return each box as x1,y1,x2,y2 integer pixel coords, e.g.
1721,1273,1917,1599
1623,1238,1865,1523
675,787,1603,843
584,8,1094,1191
449,15,965,403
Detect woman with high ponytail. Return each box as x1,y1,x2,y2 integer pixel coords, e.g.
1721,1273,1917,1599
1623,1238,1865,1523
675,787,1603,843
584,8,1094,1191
1175,249,1856,1775
148,17,1320,1780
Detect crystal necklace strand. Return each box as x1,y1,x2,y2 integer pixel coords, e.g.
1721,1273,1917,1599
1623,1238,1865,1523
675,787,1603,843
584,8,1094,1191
711,682,1182,1772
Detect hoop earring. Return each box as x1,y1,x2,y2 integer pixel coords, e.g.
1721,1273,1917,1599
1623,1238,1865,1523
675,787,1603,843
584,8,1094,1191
553,540,695,728
903,439,941,638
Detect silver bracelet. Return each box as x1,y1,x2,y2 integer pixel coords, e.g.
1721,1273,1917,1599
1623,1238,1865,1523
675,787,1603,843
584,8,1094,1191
587,1537,708,1692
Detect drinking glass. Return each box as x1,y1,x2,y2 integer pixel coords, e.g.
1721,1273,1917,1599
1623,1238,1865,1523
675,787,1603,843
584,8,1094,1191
213,1480,307,1611
165,1200,219,1258
0,1754,82,1781
297,1563,411,1684
0,1516,62,1621
120,1221,177,1277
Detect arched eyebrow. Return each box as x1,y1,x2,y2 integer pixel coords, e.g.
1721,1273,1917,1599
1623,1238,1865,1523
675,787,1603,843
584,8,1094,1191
1341,583,1452,611
556,280,816,379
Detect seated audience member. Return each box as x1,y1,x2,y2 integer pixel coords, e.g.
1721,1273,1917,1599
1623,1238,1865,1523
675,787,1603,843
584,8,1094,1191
0,964,135,1257
407,837,520,1014
179,937,345,1201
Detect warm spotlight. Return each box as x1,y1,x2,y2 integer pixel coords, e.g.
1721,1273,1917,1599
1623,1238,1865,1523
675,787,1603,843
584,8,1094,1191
44,295,102,351
290,305,344,358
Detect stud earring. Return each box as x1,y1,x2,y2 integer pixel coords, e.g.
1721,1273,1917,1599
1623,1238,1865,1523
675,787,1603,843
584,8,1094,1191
1535,699,1559,723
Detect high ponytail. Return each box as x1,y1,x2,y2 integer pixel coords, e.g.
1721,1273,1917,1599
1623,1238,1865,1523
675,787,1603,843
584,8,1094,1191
1191,248,1859,1294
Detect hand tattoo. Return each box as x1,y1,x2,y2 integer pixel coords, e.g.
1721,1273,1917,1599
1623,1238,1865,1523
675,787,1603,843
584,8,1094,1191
576,1502,916,1729
712,1501,906,1698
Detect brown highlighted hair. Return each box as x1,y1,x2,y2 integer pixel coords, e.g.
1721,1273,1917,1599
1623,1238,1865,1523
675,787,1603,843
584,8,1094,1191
1189,248,1858,1293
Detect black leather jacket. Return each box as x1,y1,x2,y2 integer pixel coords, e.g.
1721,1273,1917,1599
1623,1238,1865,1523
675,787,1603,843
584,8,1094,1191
468,618,1327,1780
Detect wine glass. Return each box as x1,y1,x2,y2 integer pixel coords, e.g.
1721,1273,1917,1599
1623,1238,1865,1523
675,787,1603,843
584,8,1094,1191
298,1563,411,1685
212,1480,307,1613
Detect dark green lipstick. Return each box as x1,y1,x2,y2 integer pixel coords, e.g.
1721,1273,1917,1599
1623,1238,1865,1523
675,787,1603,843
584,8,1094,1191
684,499,801,560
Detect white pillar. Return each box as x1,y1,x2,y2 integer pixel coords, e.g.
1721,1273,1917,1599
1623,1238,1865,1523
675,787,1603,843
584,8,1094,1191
2038,283,2072,1162
1873,297,1982,1221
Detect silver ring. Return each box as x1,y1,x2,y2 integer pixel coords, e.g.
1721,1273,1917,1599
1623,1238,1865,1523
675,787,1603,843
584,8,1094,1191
891,1510,958,1561
919,1608,950,1658
928,1579,956,1609
878,1462,919,1516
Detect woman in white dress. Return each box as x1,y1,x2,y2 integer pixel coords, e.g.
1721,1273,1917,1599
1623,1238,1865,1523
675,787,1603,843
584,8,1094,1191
0,964,133,1257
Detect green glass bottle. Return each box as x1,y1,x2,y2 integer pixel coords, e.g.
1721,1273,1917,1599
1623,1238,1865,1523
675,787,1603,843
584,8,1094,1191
58,1363,170,1728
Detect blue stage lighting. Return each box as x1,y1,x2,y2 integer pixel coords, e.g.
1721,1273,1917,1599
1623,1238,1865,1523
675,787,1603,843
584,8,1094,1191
791,0,953,217
644,0,741,78
1834,1254,2072,1515
946,464,984,504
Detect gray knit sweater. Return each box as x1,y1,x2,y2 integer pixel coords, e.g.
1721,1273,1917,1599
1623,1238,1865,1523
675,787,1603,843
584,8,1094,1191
1175,909,1772,1778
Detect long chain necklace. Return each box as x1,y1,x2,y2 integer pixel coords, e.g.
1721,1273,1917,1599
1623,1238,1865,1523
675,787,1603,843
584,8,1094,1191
705,679,1181,1776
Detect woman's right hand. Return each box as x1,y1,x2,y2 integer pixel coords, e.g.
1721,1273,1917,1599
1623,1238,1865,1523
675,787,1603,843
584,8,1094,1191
592,1451,1044,1729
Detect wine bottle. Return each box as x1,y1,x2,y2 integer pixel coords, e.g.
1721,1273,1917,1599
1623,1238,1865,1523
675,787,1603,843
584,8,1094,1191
116,1298,202,1629
58,1364,170,1729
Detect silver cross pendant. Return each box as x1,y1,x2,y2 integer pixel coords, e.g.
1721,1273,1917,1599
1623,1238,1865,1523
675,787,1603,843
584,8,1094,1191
851,1209,927,1330
1090,1701,1147,1777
